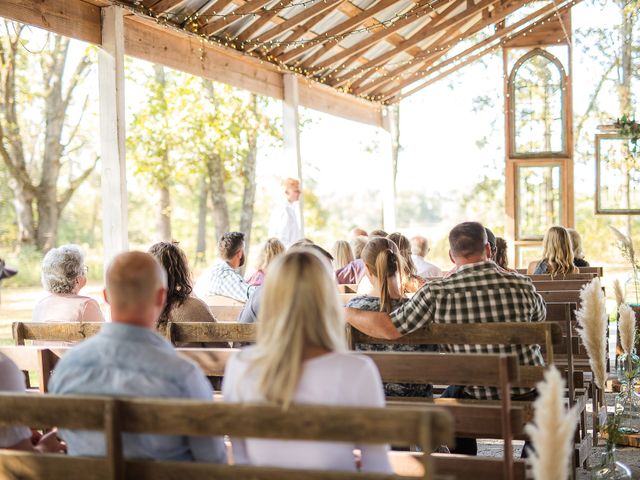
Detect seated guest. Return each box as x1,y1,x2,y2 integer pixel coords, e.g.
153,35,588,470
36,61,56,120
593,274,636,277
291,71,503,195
494,237,514,271
194,232,256,303
223,249,392,472
350,227,368,238
387,232,425,294
350,236,367,260
370,229,388,238
410,235,442,278
529,226,578,277
33,244,103,324
335,237,366,285
246,238,285,286
49,252,227,463
345,222,545,456
332,240,355,270
0,353,65,453
348,237,435,397
567,228,590,267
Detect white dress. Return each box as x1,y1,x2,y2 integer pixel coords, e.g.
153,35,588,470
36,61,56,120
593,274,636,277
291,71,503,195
222,348,392,473
268,201,302,247
0,353,31,447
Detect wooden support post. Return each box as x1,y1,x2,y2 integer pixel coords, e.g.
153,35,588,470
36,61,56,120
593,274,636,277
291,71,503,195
381,106,397,232
283,74,304,237
99,6,129,268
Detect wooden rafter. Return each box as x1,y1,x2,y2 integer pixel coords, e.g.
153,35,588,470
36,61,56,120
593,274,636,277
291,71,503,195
148,0,186,15
200,0,274,36
193,0,236,30
328,0,465,86
264,1,346,57
333,0,500,86
244,0,343,52
236,0,295,42
384,0,580,102
306,0,449,72
359,0,530,95
275,0,404,65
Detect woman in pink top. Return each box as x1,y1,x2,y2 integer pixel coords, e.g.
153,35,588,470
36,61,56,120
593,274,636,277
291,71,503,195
246,238,285,286
32,245,103,324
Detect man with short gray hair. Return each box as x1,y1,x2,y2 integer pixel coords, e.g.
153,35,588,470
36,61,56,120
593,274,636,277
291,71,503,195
410,235,442,278
50,251,226,463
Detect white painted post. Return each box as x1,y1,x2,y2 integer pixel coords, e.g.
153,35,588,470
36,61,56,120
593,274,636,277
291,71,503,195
99,6,129,268
381,106,397,232
283,73,304,237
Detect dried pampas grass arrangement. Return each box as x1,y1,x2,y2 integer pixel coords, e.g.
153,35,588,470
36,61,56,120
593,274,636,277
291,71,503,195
525,366,579,480
575,277,608,389
614,279,625,308
618,303,636,356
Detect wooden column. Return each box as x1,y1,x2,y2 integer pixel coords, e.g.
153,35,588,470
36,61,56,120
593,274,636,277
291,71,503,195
283,73,304,236
99,6,129,267
381,106,397,232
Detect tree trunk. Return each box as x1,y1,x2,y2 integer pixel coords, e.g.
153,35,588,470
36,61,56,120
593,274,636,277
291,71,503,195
157,183,172,241
390,103,400,188
195,174,208,266
239,96,259,265
10,180,36,245
207,153,230,241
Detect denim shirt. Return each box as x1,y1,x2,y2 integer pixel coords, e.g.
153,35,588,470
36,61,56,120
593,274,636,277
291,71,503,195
49,322,227,463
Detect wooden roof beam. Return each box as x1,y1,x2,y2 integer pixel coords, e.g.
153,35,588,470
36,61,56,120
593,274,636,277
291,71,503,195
383,0,580,102
236,0,296,42
307,0,450,73
200,0,274,36
357,0,529,95
275,0,403,65
147,0,188,15
331,0,500,85
244,0,344,52
193,0,237,31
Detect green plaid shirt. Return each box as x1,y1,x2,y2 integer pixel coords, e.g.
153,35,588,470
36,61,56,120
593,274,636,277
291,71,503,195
390,261,546,400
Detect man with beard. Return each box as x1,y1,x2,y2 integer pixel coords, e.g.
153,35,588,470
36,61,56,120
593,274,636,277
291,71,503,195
194,232,256,303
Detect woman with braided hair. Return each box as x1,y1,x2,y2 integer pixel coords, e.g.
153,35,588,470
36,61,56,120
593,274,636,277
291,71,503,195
346,237,435,398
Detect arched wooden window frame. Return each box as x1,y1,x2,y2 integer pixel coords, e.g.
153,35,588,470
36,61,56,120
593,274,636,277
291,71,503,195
507,48,568,158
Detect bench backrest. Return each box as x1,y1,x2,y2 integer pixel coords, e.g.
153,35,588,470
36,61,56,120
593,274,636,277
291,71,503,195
517,266,603,276
209,305,243,322
13,322,102,345
539,290,582,304
0,392,453,480
532,280,592,291
528,273,597,282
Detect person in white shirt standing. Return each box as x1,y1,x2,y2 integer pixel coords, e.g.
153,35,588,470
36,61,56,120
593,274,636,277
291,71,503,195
268,178,302,247
410,235,442,278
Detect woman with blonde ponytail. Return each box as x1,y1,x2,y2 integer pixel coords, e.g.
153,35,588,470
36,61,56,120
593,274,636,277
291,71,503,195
222,248,392,472
347,237,436,398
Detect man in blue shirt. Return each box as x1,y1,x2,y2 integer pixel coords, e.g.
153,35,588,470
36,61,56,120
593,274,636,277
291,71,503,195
49,251,227,463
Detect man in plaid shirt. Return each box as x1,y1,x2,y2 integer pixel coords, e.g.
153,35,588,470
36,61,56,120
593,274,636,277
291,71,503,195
194,232,256,303
346,222,546,454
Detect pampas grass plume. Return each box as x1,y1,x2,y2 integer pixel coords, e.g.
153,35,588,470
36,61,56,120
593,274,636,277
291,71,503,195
575,277,608,389
525,366,579,480
614,279,625,308
619,303,636,356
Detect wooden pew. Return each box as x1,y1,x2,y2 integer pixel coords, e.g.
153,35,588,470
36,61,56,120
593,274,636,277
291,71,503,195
0,346,57,393
209,305,243,322
517,266,603,276
0,392,454,480
528,273,596,282
13,322,101,345
532,280,592,291
539,290,581,304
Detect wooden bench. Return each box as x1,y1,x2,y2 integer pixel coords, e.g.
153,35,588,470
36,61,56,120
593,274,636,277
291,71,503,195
528,273,597,282
0,392,454,480
209,305,243,322
532,280,593,291
517,266,603,276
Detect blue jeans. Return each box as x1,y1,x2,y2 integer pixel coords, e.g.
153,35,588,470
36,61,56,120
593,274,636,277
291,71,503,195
440,385,536,457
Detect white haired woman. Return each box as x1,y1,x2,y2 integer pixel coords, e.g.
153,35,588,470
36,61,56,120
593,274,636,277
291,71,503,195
33,245,103,324
223,249,392,472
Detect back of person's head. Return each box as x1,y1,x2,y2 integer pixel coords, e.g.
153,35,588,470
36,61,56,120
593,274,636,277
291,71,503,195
283,177,300,193
485,228,497,260
257,238,285,271
388,232,417,275
494,237,509,269
350,227,368,238
370,229,388,238
41,244,86,294
361,237,402,313
148,241,192,326
105,251,168,328
449,222,488,259
254,249,346,408
567,228,584,260
542,226,576,277
331,240,354,270
350,235,368,260
410,236,429,258
218,232,245,261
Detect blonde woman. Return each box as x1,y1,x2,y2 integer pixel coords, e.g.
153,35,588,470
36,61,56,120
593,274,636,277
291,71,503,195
331,240,355,270
348,237,435,397
223,249,392,472
247,238,285,286
567,228,590,267
529,226,578,277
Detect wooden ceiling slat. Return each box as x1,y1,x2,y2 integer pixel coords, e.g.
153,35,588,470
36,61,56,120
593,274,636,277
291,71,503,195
200,0,274,36
236,0,295,42
274,0,403,65
148,0,187,15
332,0,499,85
245,0,344,52
193,0,237,30
383,0,578,102
307,0,449,72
